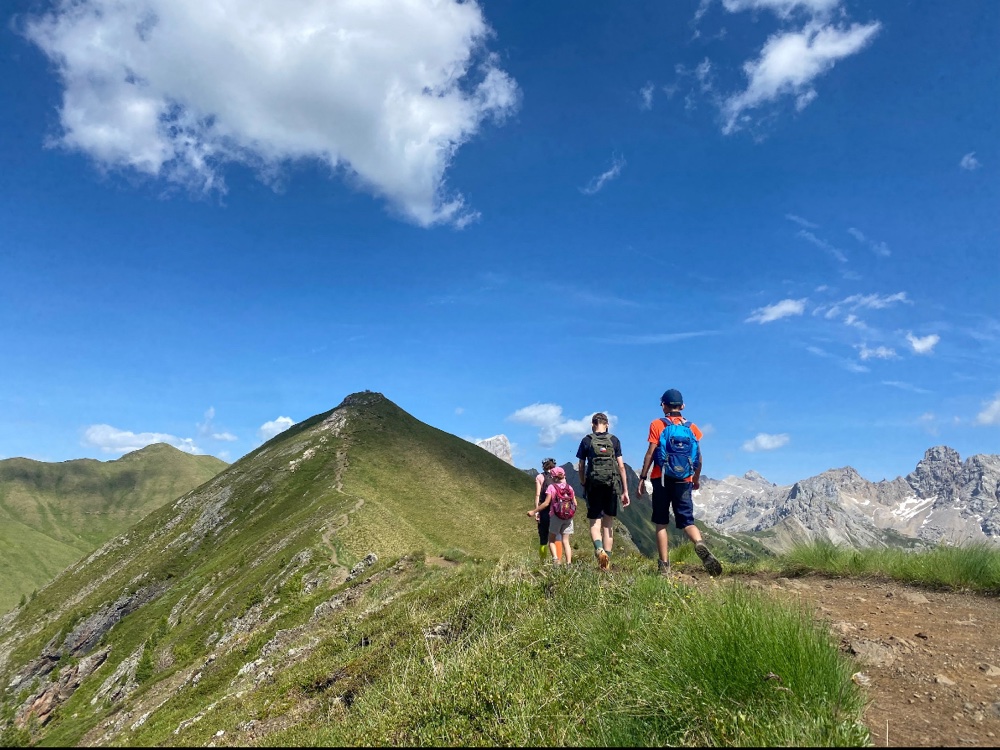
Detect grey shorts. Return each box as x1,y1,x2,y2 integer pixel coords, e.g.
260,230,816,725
548,515,575,536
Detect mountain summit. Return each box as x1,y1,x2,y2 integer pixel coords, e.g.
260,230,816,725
0,392,536,742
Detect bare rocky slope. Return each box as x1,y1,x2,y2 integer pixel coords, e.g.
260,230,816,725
694,446,1000,552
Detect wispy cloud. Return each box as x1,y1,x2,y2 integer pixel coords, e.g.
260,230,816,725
741,432,790,452
816,291,910,319
856,344,897,360
581,154,626,195
785,213,819,229
806,345,869,373
847,227,891,257
83,425,202,455
976,394,1000,426
746,298,807,324
197,406,238,441
906,332,940,355
882,380,931,394
508,403,614,447
960,152,981,171
640,82,655,110
595,331,719,345
258,416,294,442
796,230,847,263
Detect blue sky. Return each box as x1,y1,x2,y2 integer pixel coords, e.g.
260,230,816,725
1,0,997,486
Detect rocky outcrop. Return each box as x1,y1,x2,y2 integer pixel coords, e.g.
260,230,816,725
694,447,1000,551
474,435,513,465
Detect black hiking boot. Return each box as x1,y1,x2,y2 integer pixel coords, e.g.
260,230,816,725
695,542,722,576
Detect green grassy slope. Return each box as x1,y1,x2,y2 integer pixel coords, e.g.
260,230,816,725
0,444,226,613
0,393,862,747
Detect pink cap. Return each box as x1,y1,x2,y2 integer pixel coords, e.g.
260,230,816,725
549,466,565,478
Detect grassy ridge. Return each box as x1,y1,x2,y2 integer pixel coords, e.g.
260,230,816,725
757,540,1000,593
0,445,226,613
113,555,867,747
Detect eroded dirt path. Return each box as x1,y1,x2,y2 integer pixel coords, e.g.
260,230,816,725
692,570,1000,747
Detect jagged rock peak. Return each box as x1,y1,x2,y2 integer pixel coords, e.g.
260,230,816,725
907,445,963,497
475,435,513,465
743,470,770,483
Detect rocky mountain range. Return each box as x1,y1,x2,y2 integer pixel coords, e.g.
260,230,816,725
474,434,513,464
693,446,1000,552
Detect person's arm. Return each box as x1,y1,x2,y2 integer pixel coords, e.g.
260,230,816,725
576,437,588,487
534,474,544,508
638,443,656,497
528,490,553,516
691,424,704,490
616,456,630,507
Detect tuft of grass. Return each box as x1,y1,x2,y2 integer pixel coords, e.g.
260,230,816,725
258,554,868,748
778,541,1000,592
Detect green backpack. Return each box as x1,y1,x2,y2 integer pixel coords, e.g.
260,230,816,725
587,433,619,492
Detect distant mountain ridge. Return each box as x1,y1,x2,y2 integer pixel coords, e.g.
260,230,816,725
694,446,1000,551
474,434,513,464
0,444,226,613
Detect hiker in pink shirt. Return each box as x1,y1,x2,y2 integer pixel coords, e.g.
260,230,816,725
527,466,576,564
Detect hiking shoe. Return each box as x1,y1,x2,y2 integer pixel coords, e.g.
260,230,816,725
695,543,723,576
596,549,609,571
658,559,671,577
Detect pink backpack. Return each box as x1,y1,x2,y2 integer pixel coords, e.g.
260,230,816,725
550,482,577,520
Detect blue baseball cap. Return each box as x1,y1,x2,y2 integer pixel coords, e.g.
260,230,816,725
661,389,684,406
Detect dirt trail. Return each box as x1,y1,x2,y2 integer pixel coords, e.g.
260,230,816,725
679,568,1000,747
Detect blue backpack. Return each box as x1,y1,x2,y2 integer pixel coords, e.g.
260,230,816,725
654,418,699,481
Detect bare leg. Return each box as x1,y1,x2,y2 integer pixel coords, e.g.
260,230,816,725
589,517,601,543
683,524,704,544
564,535,573,564
602,516,614,553
655,524,670,563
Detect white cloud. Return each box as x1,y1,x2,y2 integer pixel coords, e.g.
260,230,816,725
960,152,981,171
721,20,881,134
508,403,615,447
455,407,465,415
24,0,518,227
847,227,891,257
976,394,1000,426
906,332,940,355
741,432,790,452
211,432,238,442
857,343,897,360
785,213,819,229
581,154,626,195
258,416,295,442
640,82,655,110
746,298,807,323
796,230,847,263
83,424,202,454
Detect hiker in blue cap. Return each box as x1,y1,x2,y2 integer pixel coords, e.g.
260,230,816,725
637,389,722,577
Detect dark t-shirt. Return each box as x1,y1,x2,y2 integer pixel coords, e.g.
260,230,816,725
576,432,623,478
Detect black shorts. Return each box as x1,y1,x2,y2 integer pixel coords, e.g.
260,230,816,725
651,478,695,528
585,481,618,519
536,507,550,546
